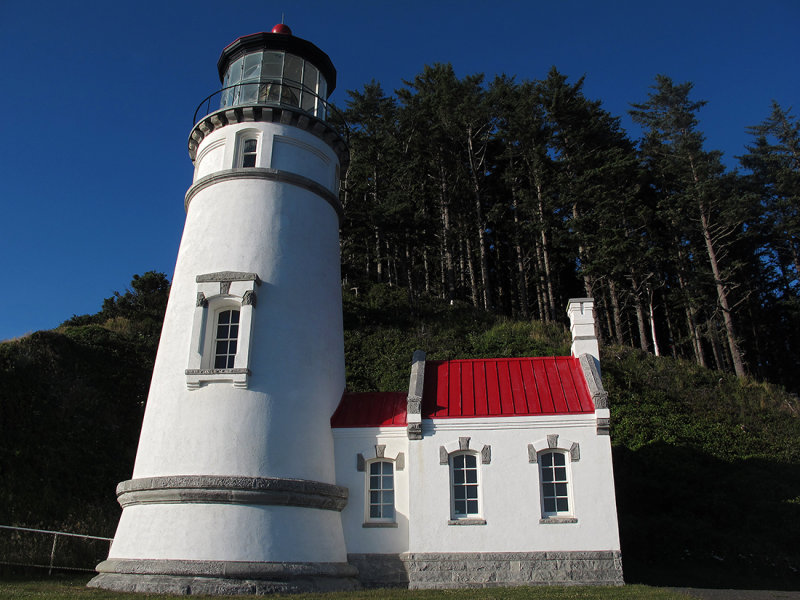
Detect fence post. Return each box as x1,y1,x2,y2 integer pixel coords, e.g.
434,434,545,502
48,532,58,575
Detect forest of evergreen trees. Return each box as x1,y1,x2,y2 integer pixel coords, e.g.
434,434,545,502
333,66,800,393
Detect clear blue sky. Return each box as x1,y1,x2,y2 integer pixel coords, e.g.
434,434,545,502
1,0,798,341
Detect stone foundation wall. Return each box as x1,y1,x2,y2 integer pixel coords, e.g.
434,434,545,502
348,551,623,589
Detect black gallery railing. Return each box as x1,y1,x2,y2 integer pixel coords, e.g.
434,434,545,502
192,79,345,128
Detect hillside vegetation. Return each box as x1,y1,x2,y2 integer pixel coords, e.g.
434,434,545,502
1,276,798,589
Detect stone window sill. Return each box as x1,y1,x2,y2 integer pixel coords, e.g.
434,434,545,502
448,518,487,526
185,368,249,389
540,517,578,524
362,522,398,528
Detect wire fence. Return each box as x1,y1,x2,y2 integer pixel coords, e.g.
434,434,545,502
0,525,112,574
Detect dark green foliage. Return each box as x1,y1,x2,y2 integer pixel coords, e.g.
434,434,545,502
0,273,169,536
604,345,800,587
343,284,570,392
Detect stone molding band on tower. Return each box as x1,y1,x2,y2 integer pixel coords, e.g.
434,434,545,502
116,475,349,512
184,168,343,221
189,105,349,170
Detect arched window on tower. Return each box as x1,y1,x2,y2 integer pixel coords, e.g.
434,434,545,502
241,138,258,168
213,309,240,369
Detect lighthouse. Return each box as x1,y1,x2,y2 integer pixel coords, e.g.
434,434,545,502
89,24,356,594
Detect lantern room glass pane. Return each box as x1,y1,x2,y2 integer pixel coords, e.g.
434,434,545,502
283,53,303,84
227,57,244,84
303,63,318,93
262,51,283,79
242,52,262,80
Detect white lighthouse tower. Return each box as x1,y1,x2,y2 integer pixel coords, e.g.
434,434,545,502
90,24,356,594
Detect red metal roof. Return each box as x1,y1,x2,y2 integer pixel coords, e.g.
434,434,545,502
331,392,407,428
330,357,594,428
423,357,594,418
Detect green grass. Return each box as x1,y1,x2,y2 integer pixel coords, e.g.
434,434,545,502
0,576,695,600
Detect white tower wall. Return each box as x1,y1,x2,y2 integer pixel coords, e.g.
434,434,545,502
130,122,344,482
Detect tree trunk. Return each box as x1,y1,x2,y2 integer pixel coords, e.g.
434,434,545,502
423,248,431,294
648,289,660,357
439,162,455,301
466,236,479,307
374,227,383,283
511,188,529,318
466,128,493,310
405,236,415,299
573,202,594,298
608,279,625,345
630,271,649,352
662,299,679,359
533,238,546,321
534,180,557,321
688,151,746,377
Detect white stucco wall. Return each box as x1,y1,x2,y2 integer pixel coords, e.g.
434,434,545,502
110,504,348,562
132,121,344,483
406,415,621,554
332,414,621,558
332,427,409,554
192,122,338,194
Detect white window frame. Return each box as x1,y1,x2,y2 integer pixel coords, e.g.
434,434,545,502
206,304,241,370
235,130,261,169
449,451,482,521
364,459,396,525
528,435,579,524
186,272,260,389
538,450,574,518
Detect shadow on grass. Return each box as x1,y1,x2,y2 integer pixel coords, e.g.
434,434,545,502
614,443,800,590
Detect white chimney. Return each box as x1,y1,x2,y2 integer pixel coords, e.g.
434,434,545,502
567,298,599,364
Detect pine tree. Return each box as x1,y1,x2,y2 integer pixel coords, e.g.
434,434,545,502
631,75,747,377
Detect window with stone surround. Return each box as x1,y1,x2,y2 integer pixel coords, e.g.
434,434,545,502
366,460,394,523
539,450,573,519
185,272,260,389
450,452,480,520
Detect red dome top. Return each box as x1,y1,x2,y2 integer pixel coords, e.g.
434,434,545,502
271,23,292,35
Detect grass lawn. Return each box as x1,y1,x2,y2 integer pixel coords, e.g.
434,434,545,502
0,575,697,600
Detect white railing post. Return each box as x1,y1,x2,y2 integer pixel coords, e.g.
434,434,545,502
48,532,58,575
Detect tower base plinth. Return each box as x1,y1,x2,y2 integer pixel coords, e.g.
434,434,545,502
88,559,360,595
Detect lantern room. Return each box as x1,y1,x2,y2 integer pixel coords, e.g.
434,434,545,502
215,24,337,120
